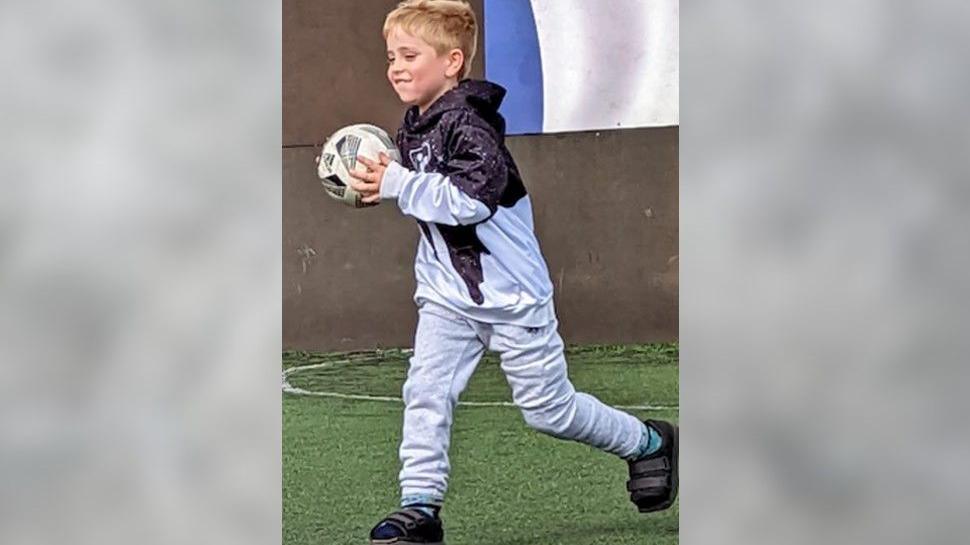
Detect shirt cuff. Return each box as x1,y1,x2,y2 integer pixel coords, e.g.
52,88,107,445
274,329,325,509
380,161,409,200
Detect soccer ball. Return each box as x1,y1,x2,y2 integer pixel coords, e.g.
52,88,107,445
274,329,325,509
315,124,401,208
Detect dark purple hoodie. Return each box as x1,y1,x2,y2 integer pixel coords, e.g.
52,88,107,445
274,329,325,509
380,79,555,325
395,79,528,304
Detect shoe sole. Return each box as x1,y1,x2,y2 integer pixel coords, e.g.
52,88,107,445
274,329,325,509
637,424,678,513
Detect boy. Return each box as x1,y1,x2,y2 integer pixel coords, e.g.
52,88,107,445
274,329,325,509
348,1,677,543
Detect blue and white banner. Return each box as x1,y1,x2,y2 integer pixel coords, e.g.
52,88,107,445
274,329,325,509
484,0,679,135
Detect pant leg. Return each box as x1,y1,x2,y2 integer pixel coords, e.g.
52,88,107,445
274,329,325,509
489,318,644,459
399,302,486,505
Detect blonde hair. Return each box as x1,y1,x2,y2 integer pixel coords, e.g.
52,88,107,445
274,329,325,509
383,0,478,79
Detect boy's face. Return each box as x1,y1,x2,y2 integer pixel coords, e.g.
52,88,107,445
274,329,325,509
386,27,460,114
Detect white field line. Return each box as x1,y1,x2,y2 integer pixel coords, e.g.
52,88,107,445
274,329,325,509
282,358,679,412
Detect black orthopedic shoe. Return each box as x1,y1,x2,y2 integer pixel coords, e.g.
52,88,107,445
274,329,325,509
369,506,444,545
626,419,679,513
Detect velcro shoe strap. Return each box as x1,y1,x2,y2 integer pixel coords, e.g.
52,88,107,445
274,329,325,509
385,511,421,530
627,475,670,491
630,456,670,474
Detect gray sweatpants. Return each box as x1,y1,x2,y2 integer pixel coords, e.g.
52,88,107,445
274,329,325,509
399,300,645,506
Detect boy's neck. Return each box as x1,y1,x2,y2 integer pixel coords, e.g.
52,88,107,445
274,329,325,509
418,80,460,115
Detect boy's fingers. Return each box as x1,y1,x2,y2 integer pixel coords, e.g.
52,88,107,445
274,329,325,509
378,152,391,166
348,179,377,193
356,155,376,170
362,193,380,204
347,168,372,182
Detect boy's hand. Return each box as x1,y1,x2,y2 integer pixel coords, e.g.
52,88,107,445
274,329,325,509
348,153,392,204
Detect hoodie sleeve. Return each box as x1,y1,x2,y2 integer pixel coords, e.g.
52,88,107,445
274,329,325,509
380,118,507,226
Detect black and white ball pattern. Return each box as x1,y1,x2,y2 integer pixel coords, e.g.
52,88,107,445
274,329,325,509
315,124,401,208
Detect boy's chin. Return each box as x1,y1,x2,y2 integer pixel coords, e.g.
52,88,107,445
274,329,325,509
396,93,419,106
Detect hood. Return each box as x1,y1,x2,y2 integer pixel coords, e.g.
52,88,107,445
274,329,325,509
403,79,507,134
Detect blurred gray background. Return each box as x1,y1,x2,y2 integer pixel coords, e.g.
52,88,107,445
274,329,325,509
283,0,679,351
681,2,970,544
2,1,969,545
0,1,280,544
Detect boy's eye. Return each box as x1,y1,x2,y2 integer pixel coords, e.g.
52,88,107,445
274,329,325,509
387,53,417,64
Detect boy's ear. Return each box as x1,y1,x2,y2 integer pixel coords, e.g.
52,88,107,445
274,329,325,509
445,48,465,78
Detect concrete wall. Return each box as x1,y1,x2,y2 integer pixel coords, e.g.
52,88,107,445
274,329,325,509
283,0,678,351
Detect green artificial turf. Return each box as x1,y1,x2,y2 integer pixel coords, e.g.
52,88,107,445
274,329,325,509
283,344,678,545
